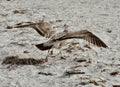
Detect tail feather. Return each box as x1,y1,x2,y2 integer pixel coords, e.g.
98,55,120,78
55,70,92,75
36,44,53,50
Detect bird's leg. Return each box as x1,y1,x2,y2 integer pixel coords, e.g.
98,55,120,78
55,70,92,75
45,56,48,62
45,52,48,62
45,49,50,62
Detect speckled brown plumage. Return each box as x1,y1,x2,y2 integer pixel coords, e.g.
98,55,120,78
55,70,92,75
11,20,52,38
36,30,108,50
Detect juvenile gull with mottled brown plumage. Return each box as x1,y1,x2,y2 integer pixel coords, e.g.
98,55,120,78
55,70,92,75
36,30,108,50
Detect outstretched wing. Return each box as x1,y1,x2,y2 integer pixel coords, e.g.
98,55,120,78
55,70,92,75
55,30,108,48
82,31,108,48
36,30,108,50
13,21,52,38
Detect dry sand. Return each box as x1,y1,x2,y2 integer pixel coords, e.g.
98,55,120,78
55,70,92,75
0,0,120,87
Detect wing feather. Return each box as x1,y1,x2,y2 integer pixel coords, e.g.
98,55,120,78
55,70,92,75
84,32,108,48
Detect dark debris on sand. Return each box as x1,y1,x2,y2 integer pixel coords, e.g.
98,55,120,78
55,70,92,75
2,56,45,65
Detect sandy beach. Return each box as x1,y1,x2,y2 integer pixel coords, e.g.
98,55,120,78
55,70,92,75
0,0,120,87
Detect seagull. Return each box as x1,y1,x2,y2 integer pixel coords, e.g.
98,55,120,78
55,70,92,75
35,30,108,62
36,30,108,50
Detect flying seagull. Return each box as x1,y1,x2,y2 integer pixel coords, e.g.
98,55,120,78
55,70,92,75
36,30,108,62
36,30,108,50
